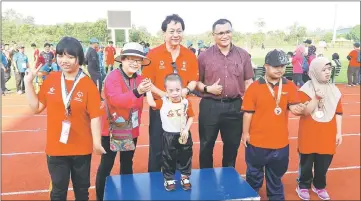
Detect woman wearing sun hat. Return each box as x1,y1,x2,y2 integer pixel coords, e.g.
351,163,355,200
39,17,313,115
95,42,152,201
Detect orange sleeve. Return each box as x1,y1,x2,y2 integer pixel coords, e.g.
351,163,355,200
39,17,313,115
298,91,311,103
241,83,257,113
287,81,301,105
86,80,104,119
142,51,156,83
186,100,194,117
152,99,163,110
38,75,50,106
336,98,343,115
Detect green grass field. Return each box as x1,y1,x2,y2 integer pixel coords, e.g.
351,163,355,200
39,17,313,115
5,46,352,92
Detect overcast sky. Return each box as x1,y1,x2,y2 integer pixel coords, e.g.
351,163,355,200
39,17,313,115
2,1,360,35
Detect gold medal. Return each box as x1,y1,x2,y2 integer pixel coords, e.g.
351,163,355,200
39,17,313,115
264,76,283,116
178,136,186,144
274,107,282,115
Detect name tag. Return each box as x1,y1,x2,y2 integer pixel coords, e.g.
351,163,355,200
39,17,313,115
131,111,139,128
22,63,27,69
59,120,71,144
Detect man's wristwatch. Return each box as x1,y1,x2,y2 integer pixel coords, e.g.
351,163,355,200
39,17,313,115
186,87,191,95
204,86,208,93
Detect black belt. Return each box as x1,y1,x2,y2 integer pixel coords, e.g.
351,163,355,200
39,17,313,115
204,97,241,103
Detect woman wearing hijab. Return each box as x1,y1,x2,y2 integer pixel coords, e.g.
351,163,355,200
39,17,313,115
292,45,306,87
296,57,343,201
95,42,152,201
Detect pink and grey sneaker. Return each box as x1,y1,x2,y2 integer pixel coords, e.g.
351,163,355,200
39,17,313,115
296,186,310,200
312,187,330,200
180,175,192,191
164,180,176,191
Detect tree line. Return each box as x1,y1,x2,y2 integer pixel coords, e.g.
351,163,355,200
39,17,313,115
2,9,360,48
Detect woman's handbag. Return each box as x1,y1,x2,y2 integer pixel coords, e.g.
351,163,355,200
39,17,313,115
106,69,138,152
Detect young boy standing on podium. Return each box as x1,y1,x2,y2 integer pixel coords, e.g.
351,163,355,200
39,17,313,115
241,49,306,200
146,73,194,192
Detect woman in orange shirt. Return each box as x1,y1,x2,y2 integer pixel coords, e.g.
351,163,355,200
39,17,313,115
296,57,343,201
24,36,106,201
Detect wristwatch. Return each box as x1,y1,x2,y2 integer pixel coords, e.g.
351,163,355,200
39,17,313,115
186,87,191,95
204,86,208,93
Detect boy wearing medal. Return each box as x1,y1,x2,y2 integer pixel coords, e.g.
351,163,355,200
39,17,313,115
296,57,343,201
241,49,307,200
146,73,194,192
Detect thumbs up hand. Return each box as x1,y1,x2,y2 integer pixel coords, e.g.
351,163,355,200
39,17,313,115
208,78,223,96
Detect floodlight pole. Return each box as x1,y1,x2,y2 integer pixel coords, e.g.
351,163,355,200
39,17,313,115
111,29,116,46
332,4,338,45
125,29,129,43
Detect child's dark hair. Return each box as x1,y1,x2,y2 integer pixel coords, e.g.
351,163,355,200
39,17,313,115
56,37,85,65
164,73,183,88
287,51,294,57
332,53,339,60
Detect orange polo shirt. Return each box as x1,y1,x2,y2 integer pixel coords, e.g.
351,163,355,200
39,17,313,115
298,91,343,155
242,77,300,149
348,49,360,67
38,72,103,156
142,43,199,100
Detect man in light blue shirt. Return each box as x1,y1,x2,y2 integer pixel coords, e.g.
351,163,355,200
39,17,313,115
13,45,29,94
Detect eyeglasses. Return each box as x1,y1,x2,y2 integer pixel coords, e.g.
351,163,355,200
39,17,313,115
125,57,143,64
213,30,232,36
171,62,178,74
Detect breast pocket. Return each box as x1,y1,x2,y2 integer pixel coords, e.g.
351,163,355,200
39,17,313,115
233,62,244,78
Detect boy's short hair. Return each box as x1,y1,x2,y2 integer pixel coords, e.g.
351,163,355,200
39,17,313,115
164,73,183,88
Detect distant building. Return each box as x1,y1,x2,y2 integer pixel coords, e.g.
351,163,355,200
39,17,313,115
336,28,352,35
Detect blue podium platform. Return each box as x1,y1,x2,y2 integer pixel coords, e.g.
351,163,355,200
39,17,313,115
103,167,260,200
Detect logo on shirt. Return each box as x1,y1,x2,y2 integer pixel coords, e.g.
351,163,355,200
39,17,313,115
181,61,187,71
167,109,183,118
74,91,83,102
159,60,165,69
48,87,55,94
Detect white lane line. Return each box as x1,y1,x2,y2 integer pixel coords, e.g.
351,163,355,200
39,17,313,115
1,114,46,118
1,128,46,133
1,166,359,196
1,105,29,108
343,94,360,96
2,134,359,156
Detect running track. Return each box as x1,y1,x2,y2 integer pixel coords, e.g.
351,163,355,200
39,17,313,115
1,85,360,200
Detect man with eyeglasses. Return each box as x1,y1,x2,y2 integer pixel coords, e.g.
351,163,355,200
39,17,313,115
142,14,199,173
196,19,254,169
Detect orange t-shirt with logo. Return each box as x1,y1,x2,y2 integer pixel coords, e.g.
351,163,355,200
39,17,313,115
298,91,343,154
38,72,104,156
242,77,300,149
105,46,116,65
348,49,360,67
142,43,199,100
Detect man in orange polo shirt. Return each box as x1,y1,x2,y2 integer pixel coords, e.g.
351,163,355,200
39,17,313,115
104,41,116,73
242,49,306,201
346,42,360,86
142,14,198,172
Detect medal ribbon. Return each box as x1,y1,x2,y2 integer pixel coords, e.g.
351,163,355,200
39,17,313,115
61,69,85,117
264,76,282,108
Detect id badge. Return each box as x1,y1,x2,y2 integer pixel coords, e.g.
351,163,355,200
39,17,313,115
22,63,27,69
131,111,139,128
59,120,71,144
